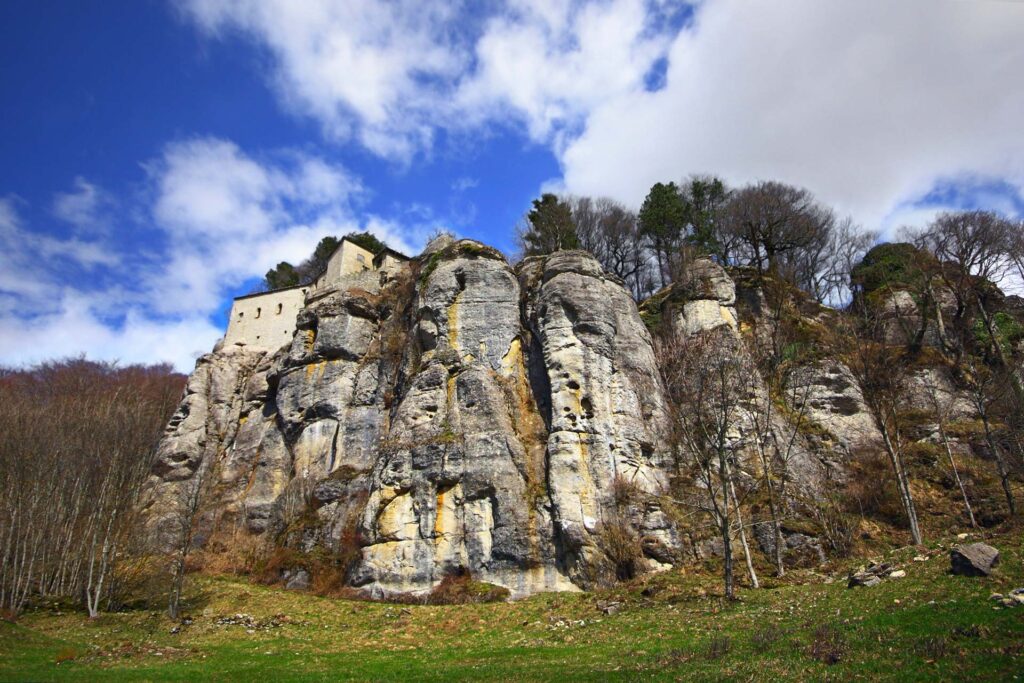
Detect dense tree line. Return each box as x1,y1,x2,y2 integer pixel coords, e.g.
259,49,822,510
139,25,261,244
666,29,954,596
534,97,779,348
517,177,877,305
0,359,184,617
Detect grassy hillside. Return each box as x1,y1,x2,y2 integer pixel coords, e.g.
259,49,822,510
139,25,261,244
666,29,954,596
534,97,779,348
2,528,1021,682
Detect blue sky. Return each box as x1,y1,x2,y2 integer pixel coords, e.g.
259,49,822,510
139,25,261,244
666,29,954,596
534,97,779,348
1,0,1023,371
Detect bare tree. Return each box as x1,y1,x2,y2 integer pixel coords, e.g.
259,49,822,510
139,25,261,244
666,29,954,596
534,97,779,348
167,462,214,620
658,328,756,599
568,195,654,299
718,181,834,277
963,358,1017,517
743,284,818,576
844,316,924,545
0,360,182,617
921,375,977,529
917,211,1024,405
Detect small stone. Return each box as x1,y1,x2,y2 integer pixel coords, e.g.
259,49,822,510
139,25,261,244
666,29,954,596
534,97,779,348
913,555,928,562
889,570,906,579
956,533,969,540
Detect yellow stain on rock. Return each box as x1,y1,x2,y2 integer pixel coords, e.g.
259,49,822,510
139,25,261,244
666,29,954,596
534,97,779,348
447,292,461,351
434,489,446,537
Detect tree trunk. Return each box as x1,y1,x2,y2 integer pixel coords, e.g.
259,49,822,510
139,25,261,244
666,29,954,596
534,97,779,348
980,412,1017,516
729,480,759,589
879,423,923,545
937,424,977,529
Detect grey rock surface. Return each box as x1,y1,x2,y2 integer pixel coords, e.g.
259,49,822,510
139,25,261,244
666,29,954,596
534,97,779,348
951,543,1000,577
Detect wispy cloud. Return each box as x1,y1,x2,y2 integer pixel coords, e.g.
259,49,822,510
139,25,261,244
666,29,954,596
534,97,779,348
179,0,679,161
0,138,432,371
181,0,1024,234
52,176,110,233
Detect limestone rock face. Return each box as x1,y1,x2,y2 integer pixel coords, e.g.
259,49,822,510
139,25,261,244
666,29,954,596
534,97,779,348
663,259,739,337
143,242,676,598
520,251,673,582
146,243,993,597
787,360,879,450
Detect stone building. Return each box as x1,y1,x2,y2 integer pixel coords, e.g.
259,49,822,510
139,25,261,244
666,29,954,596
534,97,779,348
222,237,407,350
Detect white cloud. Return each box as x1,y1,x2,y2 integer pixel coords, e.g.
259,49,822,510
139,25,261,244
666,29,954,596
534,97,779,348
143,137,370,315
179,0,676,160
52,176,108,232
0,139,430,371
182,0,1024,233
559,0,1024,231
182,0,466,159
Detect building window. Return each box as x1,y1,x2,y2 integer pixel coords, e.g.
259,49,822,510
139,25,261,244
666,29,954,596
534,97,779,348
277,303,283,314
238,311,244,319
255,307,261,319
356,253,365,263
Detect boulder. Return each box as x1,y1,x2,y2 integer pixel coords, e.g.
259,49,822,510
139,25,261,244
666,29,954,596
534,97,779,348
950,543,1000,577
284,569,310,591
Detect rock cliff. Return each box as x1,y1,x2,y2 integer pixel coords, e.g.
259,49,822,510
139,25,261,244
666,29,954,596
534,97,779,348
142,239,1019,597
143,242,682,597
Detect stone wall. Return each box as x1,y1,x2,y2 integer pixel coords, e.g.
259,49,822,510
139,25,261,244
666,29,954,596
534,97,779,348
319,239,375,285
223,286,308,351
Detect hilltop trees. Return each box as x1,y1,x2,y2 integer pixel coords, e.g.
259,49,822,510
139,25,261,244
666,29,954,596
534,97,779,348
263,232,388,291
569,196,651,299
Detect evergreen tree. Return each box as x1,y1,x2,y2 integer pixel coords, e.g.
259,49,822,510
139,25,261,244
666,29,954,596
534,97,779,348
264,261,300,289
519,193,579,256
638,182,685,286
682,176,729,258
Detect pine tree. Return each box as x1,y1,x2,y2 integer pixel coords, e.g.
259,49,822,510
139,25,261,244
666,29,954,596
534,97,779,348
638,182,685,286
520,193,579,256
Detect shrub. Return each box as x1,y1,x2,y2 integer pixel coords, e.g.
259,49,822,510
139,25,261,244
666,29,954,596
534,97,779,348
914,636,949,661
843,449,905,525
808,623,847,665
595,519,644,583
751,624,785,653
424,568,510,605
706,635,732,660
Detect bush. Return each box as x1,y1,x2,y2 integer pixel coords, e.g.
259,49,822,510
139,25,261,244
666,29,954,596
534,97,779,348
751,624,785,653
808,623,847,665
596,519,644,583
851,242,928,297
423,568,510,605
706,635,732,660
843,449,905,525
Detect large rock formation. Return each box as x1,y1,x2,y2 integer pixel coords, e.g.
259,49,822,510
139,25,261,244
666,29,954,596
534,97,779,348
142,243,678,597
142,241,1015,597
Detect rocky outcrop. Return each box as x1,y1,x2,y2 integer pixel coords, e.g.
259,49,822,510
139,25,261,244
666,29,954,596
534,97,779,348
142,243,678,598
143,243,1006,598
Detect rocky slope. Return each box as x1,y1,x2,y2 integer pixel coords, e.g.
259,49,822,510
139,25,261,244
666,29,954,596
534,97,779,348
141,238,1017,597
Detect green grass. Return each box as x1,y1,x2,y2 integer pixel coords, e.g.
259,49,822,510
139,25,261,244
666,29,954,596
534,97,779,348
2,529,1023,681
